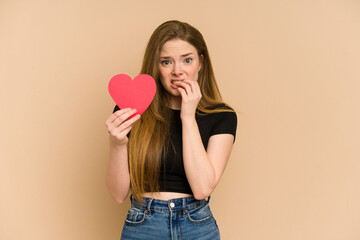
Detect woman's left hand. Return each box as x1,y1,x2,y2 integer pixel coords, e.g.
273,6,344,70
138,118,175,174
175,80,202,120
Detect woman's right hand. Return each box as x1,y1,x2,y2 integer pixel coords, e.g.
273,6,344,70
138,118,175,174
105,108,140,146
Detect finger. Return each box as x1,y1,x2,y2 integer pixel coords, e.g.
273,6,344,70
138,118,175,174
110,114,140,135
189,81,201,99
111,125,132,139
114,109,138,127
175,81,192,95
192,81,202,98
176,87,187,99
186,80,197,94
106,108,131,124
181,79,193,89
121,125,133,137
180,80,200,99
107,109,137,132
183,80,199,96
118,114,141,131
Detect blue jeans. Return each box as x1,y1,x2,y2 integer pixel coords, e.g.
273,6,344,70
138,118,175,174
120,195,221,240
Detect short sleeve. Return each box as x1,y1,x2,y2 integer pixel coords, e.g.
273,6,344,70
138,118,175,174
113,105,120,113
210,111,237,143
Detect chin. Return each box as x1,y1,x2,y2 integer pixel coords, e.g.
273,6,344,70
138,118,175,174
165,85,179,95
170,90,181,97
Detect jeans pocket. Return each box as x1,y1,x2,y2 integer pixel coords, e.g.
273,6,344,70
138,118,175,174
186,203,214,224
124,207,147,226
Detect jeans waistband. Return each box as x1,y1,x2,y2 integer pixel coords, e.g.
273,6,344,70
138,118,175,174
130,195,211,212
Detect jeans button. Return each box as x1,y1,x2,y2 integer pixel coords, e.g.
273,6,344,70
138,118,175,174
170,202,175,208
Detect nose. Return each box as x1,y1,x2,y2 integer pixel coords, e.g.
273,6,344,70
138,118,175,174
172,62,183,76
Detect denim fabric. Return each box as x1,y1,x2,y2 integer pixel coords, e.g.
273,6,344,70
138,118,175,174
120,195,220,240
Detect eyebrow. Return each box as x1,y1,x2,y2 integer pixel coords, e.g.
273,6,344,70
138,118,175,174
159,53,194,59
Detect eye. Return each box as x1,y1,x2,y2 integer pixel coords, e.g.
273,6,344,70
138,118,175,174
161,60,170,66
185,58,192,63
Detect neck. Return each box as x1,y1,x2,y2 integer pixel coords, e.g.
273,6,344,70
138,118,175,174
170,96,181,110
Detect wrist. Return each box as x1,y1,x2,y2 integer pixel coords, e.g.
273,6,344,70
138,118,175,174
180,116,197,125
110,138,128,149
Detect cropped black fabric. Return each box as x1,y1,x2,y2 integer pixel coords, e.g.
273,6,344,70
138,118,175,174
112,104,237,195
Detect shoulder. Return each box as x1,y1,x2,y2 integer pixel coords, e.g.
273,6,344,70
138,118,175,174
201,104,237,121
197,103,238,142
204,103,234,111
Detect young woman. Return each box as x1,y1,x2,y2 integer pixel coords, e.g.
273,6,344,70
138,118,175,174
105,20,237,240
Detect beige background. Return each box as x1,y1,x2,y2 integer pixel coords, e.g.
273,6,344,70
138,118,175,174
1,0,359,239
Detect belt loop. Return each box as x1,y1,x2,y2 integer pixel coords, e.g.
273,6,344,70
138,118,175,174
206,195,211,203
182,197,187,215
146,198,153,214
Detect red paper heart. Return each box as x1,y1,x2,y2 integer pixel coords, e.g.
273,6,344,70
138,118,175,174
108,74,156,117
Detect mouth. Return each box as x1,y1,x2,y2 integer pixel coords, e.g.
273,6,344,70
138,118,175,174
170,79,184,89
171,79,184,84
172,81,182,84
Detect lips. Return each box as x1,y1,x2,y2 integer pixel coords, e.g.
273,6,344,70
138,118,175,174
170,79,184,89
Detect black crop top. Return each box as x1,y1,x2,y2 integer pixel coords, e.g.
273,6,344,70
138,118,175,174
112,104,237,195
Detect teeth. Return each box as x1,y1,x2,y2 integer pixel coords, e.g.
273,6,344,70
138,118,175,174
173,81,182,84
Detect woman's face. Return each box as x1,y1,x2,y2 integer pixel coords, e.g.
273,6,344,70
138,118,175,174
158,39,202,98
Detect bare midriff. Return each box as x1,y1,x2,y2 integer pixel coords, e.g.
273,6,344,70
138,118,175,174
142,192,193,201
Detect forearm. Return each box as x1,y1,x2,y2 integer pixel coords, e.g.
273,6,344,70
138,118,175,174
182,117,216,200
106,140,131,203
